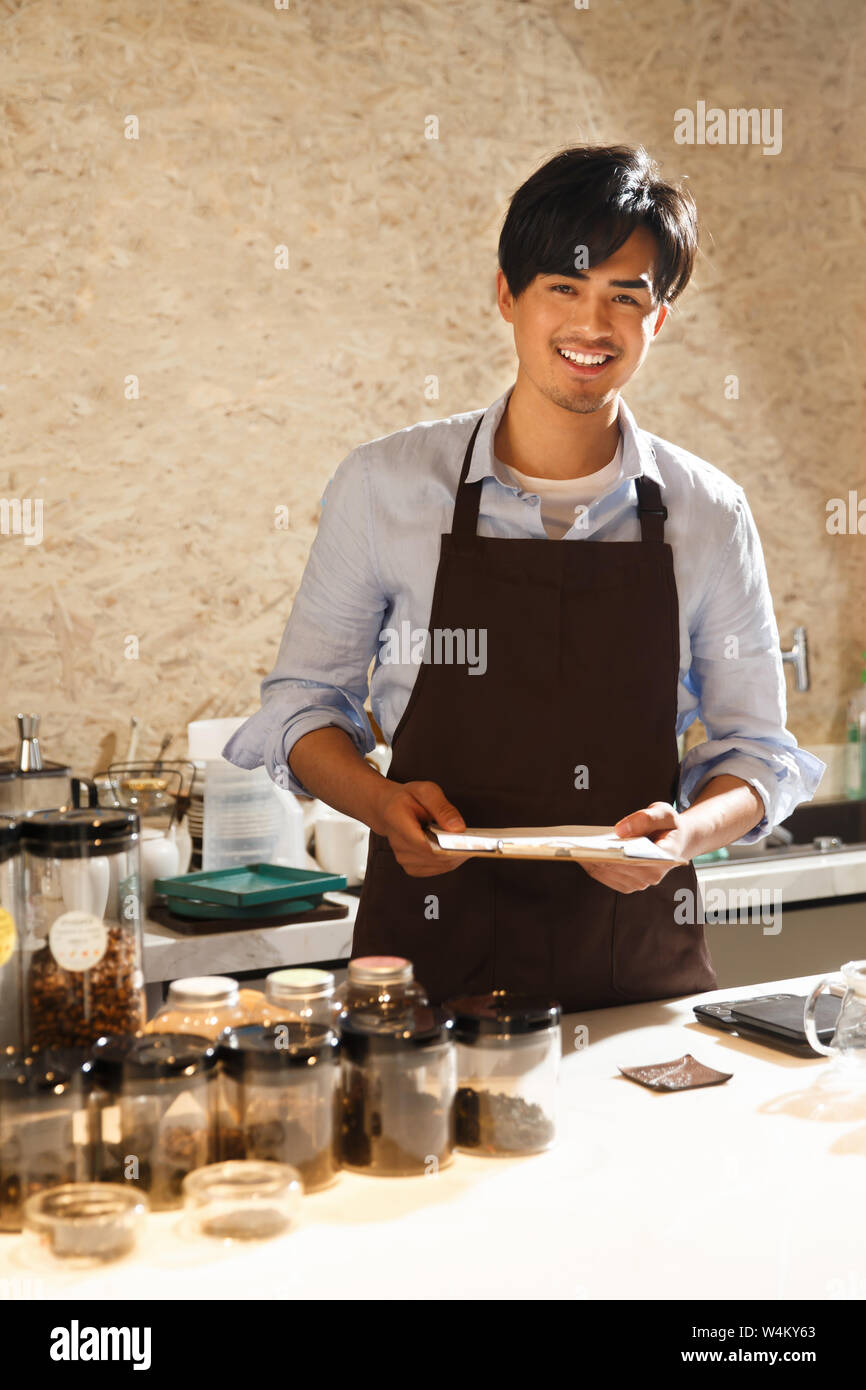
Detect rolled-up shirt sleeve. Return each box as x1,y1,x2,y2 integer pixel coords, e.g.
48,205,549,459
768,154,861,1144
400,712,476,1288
222,447,387,796
678,488,826,842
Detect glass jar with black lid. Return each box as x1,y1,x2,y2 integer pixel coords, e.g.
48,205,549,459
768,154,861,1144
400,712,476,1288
0,1047,95,1231
20,780,144,1049
335,956,428,1021
217,1023,340,1192
0,815,23,1049
91,1032,218,1210
448,993,561,1156
340,1006,456,1176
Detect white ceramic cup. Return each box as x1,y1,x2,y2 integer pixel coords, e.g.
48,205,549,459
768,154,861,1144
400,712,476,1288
140,829,181,910
314,811,370,887
59,856,111,919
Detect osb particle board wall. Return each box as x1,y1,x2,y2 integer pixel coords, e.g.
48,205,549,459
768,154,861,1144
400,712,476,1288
1,0,863,779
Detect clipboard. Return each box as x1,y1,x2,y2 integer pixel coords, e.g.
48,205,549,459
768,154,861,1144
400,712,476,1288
423,823,688,865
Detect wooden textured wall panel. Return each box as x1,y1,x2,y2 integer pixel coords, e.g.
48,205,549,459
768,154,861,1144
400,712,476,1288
0,0,863,777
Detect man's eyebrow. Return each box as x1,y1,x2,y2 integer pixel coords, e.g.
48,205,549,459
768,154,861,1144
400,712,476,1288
561,271,654,291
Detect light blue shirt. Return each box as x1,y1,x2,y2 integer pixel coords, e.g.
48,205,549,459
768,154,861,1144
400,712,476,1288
223,384,826,843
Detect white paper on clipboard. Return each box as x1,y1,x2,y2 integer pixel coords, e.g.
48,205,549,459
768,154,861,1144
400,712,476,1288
426,824,685,863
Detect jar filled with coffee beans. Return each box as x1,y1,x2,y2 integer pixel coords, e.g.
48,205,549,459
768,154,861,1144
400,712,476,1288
0,1047,95,1232
20,791,145,1049
217,1023,341,1192
447,993,561,1156
90,1032,218,1211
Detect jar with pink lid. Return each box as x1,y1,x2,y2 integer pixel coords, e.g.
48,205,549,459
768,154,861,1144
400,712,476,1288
335,956,427,1021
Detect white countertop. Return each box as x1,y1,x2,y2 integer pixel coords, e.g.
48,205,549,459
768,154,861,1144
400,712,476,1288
3,971,864,1301
141,892,359,982
697,847,866,906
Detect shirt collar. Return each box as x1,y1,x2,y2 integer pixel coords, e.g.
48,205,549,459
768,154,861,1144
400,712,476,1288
466,383,664,490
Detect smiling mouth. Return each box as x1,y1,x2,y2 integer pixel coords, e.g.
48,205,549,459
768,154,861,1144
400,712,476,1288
556,347,616,378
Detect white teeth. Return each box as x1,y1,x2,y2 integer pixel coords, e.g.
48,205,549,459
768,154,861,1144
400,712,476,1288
558,348,610,365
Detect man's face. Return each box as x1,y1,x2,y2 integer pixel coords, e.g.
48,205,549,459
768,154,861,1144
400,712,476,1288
497,226,668,414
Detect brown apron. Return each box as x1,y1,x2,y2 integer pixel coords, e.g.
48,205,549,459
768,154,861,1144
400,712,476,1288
352,413,716,1011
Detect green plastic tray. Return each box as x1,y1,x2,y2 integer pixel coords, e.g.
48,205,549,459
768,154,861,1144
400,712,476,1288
153,862,347,907
160,894,322,921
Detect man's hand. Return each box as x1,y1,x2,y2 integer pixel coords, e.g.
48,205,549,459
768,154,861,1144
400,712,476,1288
377,780,471,877
580,801,691,894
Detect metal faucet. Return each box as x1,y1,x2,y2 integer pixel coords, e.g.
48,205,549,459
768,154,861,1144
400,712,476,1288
781,626,809,692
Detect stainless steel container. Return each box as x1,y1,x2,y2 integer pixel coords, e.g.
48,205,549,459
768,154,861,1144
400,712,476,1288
0,715,71,815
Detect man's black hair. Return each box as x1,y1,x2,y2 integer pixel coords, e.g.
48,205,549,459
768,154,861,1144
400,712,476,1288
498,144,698,306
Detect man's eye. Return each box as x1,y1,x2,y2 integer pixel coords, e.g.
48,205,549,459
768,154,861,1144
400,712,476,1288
614,294,638,305
551,283,575,293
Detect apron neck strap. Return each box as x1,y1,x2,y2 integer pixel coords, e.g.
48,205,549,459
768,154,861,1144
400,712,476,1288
635,474,668,543
451,416,485,537
451,416,668,542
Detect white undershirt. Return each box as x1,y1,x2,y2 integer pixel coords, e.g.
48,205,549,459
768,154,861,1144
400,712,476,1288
503,438,624,539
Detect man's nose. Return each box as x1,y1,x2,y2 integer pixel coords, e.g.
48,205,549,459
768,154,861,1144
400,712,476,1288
568,295,613,341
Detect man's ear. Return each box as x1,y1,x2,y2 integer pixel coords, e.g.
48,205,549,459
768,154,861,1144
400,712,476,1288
496,268,515,325
652,303,668,338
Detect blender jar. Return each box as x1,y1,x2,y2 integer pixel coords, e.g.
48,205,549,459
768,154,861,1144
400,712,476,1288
339,1006,456,1176
448,993,561,1155
217,1023,341,1192
91,1032,218,1211
0,815,23,1049
20,794,145,1049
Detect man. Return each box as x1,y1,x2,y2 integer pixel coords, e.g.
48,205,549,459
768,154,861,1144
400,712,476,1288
224,145,824,1011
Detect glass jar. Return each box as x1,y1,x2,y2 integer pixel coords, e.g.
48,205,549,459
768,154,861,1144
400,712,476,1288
20,796,145,1049
0,1048,95,1232
146,976,267,1040
260,968,338,1027
0,815,23,1049
335,956,428,1021
217,1023,340,1192
23,1183,148,1266
448,993,561,1156
183,1160,302,1242
339,1007,456,1176
91,1032,218,1211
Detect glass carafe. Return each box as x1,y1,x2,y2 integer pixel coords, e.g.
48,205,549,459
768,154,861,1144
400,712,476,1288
805,961,866,1060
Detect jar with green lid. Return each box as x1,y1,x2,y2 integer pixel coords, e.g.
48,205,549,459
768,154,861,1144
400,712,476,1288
216,1023,341,1192
335,956,428,1021
0,815,23,1049
91,1032,218,1210
260,967,338,1027
339,1006,455,1176
447,993,561,1156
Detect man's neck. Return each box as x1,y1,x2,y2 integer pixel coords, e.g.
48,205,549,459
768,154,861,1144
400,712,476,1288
494,371,621,480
